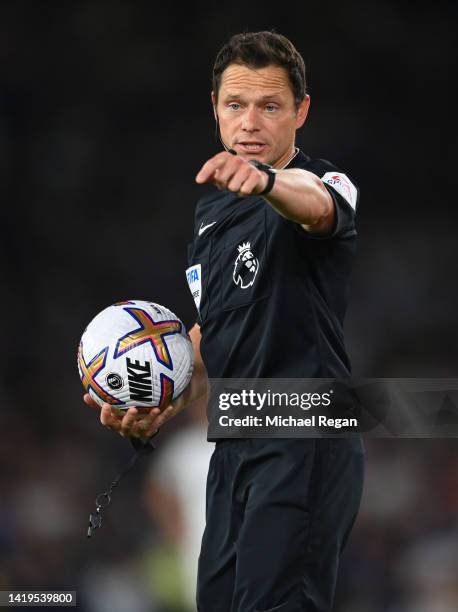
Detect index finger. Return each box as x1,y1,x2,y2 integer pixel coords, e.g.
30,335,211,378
195,153,231,184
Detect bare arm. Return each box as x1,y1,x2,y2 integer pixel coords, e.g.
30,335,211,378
84,323,209,438
264,168,335,235
196,151,335,235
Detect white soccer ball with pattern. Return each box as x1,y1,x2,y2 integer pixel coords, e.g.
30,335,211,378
78,300,194,412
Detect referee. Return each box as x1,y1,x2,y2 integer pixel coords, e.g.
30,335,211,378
86,31,365,612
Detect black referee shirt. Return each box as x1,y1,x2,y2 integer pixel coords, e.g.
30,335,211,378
186,149,359,383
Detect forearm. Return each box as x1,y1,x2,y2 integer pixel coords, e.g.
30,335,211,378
171,323,208,413
264,168,333,227
172,358,208,415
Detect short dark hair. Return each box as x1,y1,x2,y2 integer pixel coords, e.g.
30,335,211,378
212,31,307,109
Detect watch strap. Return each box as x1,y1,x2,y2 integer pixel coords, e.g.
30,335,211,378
248,159,276,195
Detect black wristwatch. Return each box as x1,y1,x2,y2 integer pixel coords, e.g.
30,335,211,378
248,159,277,196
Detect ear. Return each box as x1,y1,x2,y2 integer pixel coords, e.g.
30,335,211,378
295,95,311,129
211,91,218,121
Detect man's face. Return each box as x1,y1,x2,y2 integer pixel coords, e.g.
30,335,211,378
212,63,310,168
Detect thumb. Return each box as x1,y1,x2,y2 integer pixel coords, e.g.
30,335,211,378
83,393,100,411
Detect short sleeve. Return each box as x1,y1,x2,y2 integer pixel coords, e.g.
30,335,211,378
305,159,359,239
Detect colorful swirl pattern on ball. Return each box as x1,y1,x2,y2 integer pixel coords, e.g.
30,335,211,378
158,373,174,409
114,307,182,369
77,344,124,405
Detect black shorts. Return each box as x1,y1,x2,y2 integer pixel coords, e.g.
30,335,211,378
197,437,365,612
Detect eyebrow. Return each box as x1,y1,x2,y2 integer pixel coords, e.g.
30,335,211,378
223,92,282,102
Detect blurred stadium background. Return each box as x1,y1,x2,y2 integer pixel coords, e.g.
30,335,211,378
1,1,457,610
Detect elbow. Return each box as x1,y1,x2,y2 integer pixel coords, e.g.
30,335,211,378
317,189,334,226
311,176,334,222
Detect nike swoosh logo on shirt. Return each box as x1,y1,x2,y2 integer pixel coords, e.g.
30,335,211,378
198,221,216,236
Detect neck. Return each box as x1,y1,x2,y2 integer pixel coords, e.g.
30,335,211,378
272,145,299,170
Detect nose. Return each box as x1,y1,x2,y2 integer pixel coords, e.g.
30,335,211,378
241,106,260,132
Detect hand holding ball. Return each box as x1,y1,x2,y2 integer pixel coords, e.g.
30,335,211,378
78,300,194,414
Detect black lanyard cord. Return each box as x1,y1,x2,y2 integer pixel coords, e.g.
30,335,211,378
87,435,157,538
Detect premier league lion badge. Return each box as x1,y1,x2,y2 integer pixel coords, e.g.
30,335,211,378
233,242,259,289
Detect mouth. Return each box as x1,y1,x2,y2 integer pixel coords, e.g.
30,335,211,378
236,142,267,154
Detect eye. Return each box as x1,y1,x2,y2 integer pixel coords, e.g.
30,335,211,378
228,102,241,111
265,104,278,113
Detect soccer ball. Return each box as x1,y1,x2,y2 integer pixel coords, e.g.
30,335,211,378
78,300,194,413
